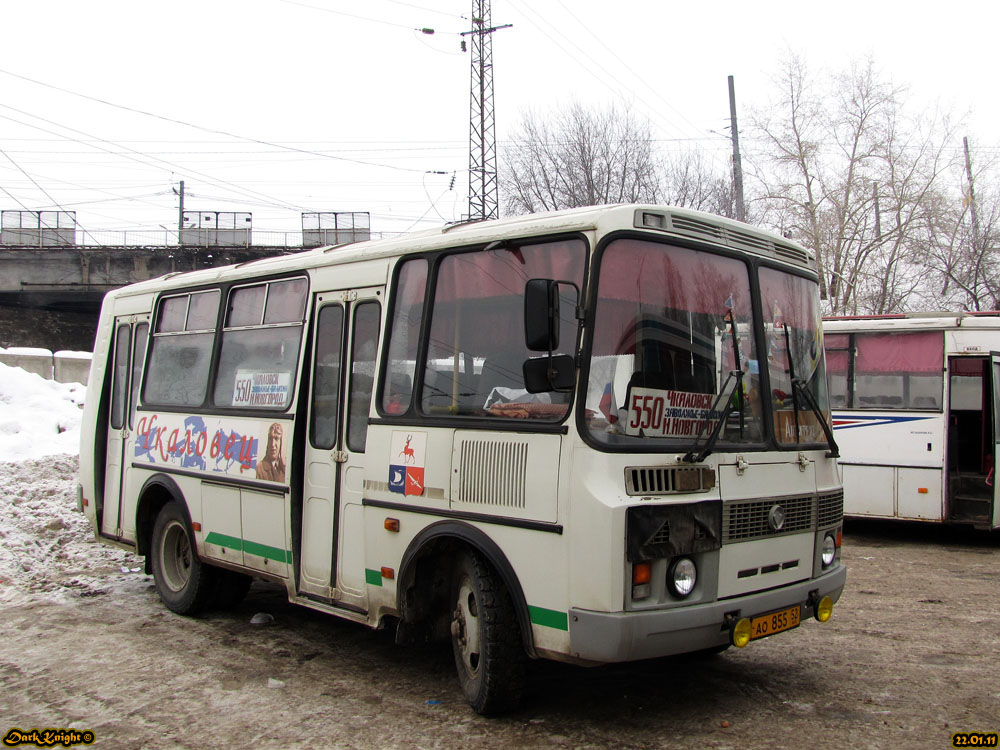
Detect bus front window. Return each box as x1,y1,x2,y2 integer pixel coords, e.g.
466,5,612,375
585,238,764,449
758,267,830,446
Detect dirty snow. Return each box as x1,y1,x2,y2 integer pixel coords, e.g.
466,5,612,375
0,364,141,605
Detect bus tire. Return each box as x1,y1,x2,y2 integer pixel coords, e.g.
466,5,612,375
215,569,253,609
150,501,216,615
450,551,525,715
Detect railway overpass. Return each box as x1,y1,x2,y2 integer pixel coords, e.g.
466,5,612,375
0,243,302,314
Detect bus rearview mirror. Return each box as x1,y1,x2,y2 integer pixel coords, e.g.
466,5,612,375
524,278,559,352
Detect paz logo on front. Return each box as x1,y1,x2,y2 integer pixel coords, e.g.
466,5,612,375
389,431,426,497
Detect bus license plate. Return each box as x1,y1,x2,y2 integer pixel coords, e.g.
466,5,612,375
750,605,801,640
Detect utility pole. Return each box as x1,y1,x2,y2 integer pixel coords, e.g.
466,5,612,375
728,76,746,223
176,180,185,239
963,136,980,255
964,136,985,310
461,1,510,222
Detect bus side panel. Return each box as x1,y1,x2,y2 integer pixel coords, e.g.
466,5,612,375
897,467,944,521
834,411,945,519
841,464,895,518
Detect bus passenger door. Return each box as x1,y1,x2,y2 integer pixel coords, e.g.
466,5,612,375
299,290,381,608
992,354,1000,529
101,319,148,540
947,355,995,526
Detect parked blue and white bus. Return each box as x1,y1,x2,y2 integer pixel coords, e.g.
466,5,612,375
825,312,1000,529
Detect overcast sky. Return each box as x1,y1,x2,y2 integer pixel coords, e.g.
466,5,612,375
0,0,996,238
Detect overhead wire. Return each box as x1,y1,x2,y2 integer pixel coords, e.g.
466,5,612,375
504,1,732,176
0,102,311,214
0,146,99,243
0,68,453,176
552,0,717,142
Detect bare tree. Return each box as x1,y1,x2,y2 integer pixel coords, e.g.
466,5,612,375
922,151,1000,311
500,101,663,214
750,55,961,315
660,148,754,220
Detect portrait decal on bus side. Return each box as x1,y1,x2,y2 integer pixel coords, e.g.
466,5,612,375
256,422,286,483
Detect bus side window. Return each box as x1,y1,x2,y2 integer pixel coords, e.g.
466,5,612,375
380,259,427,416
110,325,131,431
144,290,219,408
129,324,148,428
213,279,307,410
347,301,381,452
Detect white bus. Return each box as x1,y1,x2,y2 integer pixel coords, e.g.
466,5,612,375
79,204,845,714
825,313,1000,529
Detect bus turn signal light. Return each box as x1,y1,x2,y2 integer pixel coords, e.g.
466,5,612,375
632,562,651,585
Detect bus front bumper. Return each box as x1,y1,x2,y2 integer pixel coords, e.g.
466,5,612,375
567,564,846,664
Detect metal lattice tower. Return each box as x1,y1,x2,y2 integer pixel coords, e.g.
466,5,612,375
464,1,509,222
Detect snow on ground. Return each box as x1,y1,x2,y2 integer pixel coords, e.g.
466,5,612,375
0,364,142,605
0,360,86,460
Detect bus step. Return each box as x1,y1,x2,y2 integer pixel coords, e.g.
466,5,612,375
949,495,991,521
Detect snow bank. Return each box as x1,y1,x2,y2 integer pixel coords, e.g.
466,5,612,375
0,362,142,604
0,360,86,460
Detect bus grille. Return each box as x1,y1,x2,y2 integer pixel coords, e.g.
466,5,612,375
723,495,816,542
817,491,844,528
625,466,716,495
456,439,528,509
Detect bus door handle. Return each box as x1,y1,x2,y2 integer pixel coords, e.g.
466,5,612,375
332,450,348,464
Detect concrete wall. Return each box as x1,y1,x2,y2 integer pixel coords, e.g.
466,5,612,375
0,347,92,385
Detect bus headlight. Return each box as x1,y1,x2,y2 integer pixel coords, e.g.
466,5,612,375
821,533,837,567
668,557,697,598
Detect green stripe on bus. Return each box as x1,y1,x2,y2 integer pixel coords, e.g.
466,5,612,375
528,605,569,631
365,568,383,586
204,532,291,564
243,540,293,564
205,531,242,551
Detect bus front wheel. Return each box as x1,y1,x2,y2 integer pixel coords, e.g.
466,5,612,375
450,551,525,714
150,501,216,615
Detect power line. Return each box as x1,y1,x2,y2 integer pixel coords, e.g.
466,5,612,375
0,104,309,214
0,146,98,242
0,68,450,176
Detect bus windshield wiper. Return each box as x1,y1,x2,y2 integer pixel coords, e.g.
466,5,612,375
792,378,840,458
682,369,741,463
781,322,839,457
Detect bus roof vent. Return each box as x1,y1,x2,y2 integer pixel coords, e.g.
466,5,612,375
772,242,811,266
664,213,811,267
724,226,773,255
667,214,725,243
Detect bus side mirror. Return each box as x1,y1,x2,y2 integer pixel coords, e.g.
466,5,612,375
523,355,576,393
525,278,559,352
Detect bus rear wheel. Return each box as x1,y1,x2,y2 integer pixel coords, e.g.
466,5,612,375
450,551,525,714
150,501,216,615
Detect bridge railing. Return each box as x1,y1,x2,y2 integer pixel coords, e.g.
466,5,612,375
4,229,404,248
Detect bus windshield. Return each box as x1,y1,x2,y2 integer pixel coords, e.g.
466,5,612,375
584,238,764,449
584,238,829,450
